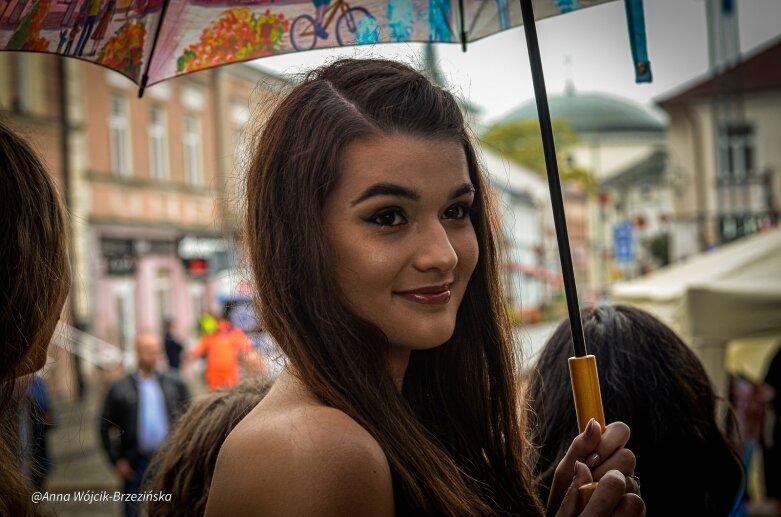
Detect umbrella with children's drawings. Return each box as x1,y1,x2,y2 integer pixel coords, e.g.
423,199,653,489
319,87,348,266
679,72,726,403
0,0,648,96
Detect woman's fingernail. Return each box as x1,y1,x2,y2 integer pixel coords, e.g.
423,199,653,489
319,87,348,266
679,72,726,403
586,452,601,468
585,418,596,438
573,461,584,478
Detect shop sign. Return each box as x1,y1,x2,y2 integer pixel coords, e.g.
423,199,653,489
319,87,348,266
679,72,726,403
106,254,137,275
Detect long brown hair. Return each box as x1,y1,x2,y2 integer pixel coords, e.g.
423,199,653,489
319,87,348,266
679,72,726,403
527,305,744,516
245,58,543,515
145,376,273,517
0,120,69,516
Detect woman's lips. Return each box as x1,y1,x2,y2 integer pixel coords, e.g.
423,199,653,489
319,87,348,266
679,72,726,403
396,288,452,305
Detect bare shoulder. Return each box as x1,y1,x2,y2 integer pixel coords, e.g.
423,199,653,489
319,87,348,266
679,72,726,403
205,394,394,516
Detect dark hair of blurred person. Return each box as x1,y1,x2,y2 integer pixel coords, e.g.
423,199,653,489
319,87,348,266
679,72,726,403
0,120,70,516
144,376,273,516
527,304,744,516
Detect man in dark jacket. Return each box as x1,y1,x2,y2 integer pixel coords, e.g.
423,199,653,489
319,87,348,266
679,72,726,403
100,331,190,517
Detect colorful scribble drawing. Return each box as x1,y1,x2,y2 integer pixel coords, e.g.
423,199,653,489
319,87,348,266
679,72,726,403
289,0,376,51
386,0,413,42
87,0,116,56
6,0,50,50
177,8,289,73
427,0,452,41
97,17,146,80
75,0,103,56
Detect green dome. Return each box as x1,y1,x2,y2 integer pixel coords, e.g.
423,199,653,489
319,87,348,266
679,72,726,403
499,91,665,134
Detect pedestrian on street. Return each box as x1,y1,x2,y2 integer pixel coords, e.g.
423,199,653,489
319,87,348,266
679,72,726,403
162,319,184,371
99,332,190,517
0,120,70,516
205,59,643,516
21,373,57,490
186,316,252,391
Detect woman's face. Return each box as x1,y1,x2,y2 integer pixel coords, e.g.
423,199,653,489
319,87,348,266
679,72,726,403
324,134,479,365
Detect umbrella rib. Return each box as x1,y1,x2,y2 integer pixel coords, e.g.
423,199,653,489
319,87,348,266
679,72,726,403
138,0,173,98
518,0,587,358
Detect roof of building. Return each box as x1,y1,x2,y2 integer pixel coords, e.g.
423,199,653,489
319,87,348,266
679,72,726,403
497,88,665,134
600,149,666,190
657,37,781,107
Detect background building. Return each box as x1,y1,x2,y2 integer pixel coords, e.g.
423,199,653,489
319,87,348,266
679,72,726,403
492,84,667,299
657,37,781,261
1,56,288,394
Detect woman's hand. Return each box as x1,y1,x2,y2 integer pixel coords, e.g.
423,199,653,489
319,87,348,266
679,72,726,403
547,419,643,516
554,462,644,516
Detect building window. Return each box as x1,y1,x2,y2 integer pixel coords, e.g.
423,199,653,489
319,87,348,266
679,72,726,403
183,113,202,186
109,94,132,177
148,105,169,181
14,54,47,116
155,269,171,332
717,124,755,182
716,124,764,243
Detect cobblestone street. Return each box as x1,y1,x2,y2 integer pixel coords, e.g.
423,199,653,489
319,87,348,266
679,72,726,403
44,388,121,516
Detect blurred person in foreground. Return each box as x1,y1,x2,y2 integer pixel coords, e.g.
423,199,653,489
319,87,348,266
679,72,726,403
527,304,744,516
186,316,252,391
0,120,70,516
144,376,273,516
99,332,190,517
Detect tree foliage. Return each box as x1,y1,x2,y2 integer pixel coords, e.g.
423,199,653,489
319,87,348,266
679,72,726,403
480,118,595,189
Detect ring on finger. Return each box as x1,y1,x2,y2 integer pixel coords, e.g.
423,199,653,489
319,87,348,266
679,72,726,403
627,474,641,496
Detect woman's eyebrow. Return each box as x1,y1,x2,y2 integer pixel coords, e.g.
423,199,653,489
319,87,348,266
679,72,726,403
451,183,475,198
350,181,475,207
351,183,420,206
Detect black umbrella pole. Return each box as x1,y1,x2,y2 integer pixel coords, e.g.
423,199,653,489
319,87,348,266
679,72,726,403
518,0,586,358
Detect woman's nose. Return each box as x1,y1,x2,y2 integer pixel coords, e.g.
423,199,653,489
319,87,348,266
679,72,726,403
412,220,458,273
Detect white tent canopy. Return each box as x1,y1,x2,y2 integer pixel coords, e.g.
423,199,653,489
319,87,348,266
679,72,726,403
612,227,781,390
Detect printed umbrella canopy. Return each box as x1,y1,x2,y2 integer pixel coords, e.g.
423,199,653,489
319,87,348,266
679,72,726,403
0,0,651,369
0,0,646,96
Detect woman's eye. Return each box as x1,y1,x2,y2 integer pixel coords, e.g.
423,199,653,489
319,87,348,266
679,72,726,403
443,204,472,220
370,209,407,227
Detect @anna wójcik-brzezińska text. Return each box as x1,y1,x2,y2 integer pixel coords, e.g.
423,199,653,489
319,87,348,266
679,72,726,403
31,490,172,504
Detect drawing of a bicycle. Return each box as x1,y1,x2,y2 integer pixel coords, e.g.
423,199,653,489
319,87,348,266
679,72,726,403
289,0,376,51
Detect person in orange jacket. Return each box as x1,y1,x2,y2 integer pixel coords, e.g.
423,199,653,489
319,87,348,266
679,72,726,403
187,317,252,391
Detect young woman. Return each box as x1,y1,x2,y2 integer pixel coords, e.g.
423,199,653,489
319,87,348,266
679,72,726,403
1,120,71,516
528,305,743,516
206,59,643,516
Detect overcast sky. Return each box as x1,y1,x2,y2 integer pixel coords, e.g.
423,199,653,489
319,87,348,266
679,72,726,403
252,0,781,124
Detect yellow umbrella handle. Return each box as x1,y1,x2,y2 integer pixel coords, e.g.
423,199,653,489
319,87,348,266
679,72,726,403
568,355,606,510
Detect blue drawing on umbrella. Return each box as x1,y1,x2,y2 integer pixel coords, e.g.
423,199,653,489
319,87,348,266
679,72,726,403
387,0,414,42
355,14,379,44
496,0,510,30
428,0,452,42
290,0,375,51
555,0,582,13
